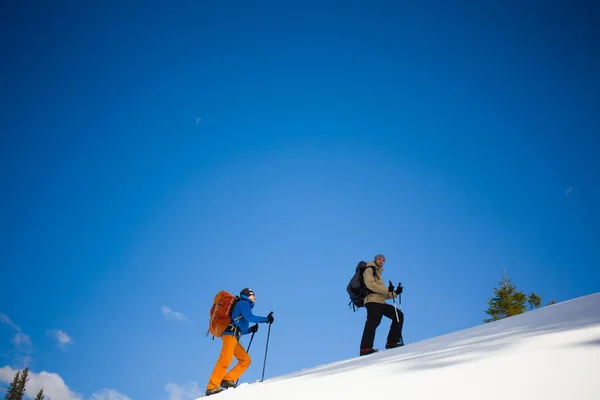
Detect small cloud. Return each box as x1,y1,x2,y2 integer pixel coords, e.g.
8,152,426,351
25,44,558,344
90,389,132,400
1,313,33,364
0,366,83,400
161,306,191,323
196,117,201,124
565,187,580,197
165,382,202,400
0,313,19,330
48,329,74,350
12,332,33,348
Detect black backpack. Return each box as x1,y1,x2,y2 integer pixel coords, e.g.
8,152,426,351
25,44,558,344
346,261,376,311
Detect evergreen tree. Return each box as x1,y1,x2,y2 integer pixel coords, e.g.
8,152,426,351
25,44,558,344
484,272,529,323
4,368,44,400
4,370,20,400
528,292,542,309
14,367,29,400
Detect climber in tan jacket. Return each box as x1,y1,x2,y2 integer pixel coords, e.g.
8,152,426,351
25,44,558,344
359,254,404,356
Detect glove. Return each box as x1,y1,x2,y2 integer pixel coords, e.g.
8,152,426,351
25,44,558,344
248,324,259,333
267,311,274,324
395,283,403,295
388,281,395,293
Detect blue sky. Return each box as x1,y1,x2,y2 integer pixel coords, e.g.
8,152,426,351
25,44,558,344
1,0,599,399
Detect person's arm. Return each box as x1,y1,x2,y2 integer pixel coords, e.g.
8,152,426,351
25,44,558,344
238,301,269,323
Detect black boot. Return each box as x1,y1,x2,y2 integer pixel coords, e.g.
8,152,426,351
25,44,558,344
385,340,404,349
360,348,379,356
221,380,237,389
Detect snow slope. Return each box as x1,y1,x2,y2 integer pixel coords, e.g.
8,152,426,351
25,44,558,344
198,292,600,399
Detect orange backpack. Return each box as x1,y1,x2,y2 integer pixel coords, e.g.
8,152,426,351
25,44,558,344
206,290,241,338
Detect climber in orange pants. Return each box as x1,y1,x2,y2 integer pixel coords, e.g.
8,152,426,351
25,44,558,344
206,288,274,396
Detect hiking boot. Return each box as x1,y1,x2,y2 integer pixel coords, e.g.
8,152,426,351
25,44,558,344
205,387,223,396
220,380,237,389
360,348,379,356
385,341,404,349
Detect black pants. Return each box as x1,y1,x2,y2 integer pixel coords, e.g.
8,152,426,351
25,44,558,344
360,302,404,349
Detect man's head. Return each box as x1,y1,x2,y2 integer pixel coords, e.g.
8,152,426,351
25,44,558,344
374,254,386,267
240,288,256,301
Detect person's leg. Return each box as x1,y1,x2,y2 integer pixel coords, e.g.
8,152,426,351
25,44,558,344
381,304,404,346
223,339,251,383
360,303,384,350
206,335,237,391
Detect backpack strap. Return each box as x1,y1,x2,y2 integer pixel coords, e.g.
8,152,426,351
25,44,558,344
362,266,377,296
367,266,379,280
225,314,244,339
362,266,378,284
225,297,245,338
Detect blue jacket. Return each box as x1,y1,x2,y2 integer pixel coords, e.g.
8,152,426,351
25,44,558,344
224,295,269,338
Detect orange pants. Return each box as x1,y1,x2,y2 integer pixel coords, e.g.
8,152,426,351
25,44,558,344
207,334,251,391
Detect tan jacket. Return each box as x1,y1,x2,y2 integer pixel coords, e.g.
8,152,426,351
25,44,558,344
363,261,395,304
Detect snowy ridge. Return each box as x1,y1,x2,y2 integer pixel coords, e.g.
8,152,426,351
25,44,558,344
198,293,600,399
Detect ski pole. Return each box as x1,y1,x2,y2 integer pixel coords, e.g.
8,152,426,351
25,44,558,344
398,282,403,310
246,330,256,352
261,323,272,382
235,330,256,386
399,289,402,309
390,281,400,322
392,293,400,322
